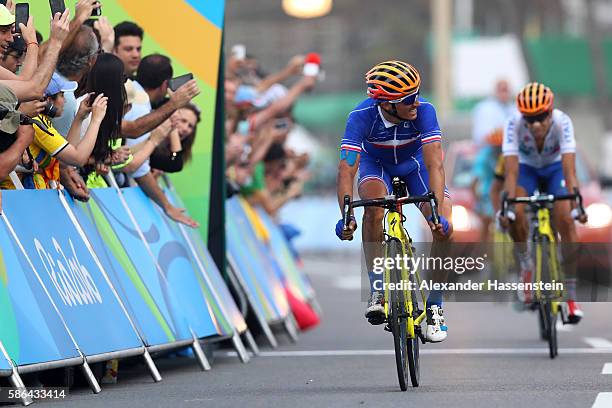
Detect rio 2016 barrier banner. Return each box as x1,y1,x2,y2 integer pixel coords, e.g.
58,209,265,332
1,189,144,358
89,188,217,342
0,185,317,387
249,204,316,304
119,187,220,339
0,216,81,367
66,193,184,347
226,197,290,323
0,186,242,378
161,188,247,336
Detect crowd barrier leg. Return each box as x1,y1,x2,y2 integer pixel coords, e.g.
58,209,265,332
283,315,299,343
81,360,103,393
143,350,162,382
242,329,260,356
0,342,32,406
58,192,163,383
231,332,251,362
226,256,278,348
190,332,211,371
310,298,323,318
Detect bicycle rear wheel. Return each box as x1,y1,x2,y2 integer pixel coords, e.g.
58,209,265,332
546,302,558,358
388,238,409,391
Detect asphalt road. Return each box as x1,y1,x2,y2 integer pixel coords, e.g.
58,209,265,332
34,253,612,408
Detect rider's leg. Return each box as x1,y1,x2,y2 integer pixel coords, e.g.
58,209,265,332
359,178,387,292
403,156,453,342
419,195,453,306
553,199,579,297
508,186,533,304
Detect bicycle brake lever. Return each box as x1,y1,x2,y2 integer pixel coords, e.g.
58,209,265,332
428,192,439,225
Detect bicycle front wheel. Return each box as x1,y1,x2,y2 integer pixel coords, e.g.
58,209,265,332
538,236,558,359
407,291,420,387
388,238,409,391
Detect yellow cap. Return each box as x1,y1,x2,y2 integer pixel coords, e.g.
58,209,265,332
0,5,15,26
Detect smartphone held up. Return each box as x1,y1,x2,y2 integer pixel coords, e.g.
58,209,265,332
14,3,28,34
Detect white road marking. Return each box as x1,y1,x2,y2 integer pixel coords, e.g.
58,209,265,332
592,393,612,408
333,276,363,290
602,363,612,374
584,337,612,349
218,348,612,358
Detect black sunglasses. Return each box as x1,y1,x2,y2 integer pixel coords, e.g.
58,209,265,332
523,111,550,124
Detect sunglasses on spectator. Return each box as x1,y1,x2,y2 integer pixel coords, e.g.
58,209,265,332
389,91,419,106
523,111,551,124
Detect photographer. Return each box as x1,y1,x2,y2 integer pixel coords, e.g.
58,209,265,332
150,104,200,173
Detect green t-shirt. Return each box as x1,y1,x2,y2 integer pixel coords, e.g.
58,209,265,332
240,162,265,197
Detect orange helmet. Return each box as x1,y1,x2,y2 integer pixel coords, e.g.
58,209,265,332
365,60,420,101
516,82,554,116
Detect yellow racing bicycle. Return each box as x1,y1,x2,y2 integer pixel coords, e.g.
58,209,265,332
343,177,440,390
501,188,585,359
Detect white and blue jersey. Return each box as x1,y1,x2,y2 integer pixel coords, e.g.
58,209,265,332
502,109,576,195
340,97,449,199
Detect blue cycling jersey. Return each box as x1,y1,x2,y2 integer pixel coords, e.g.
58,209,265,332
340,97,442,165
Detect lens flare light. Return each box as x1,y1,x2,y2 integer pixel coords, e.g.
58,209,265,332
282,0,333,19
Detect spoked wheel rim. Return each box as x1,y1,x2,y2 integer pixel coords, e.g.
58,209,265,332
391,290,409,391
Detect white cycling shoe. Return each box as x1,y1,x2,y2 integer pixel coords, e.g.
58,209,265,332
425,304,448,342
365,291,385,325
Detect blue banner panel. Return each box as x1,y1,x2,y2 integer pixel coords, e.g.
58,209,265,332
226,197,289,321
164,188,247,334
0,218,79,367
90,188,208,341
0,346,11,373
66,193,179,347
255,208,316,302
1,190,142,356
119,187,218,339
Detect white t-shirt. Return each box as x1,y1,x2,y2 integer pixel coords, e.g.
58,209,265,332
123,80,152,179
472,98,517,145
502,109,576,168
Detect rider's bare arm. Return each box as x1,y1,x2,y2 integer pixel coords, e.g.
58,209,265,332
336,149,360,212
561,153,579,196
421,142,445,207
503,155,519,198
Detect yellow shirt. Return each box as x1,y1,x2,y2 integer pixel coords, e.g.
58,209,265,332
494,154,505,180
0,115,68,190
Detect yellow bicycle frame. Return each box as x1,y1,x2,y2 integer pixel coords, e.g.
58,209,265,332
384,211,428,339
534,208,563,313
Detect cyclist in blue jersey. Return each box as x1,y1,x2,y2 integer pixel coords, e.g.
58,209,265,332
335,60,453,342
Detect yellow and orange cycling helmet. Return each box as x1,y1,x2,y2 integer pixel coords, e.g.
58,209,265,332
365,60,421,102
516,82,554,116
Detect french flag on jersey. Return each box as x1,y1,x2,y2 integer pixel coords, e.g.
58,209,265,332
420,130,442,145
340,140,362,153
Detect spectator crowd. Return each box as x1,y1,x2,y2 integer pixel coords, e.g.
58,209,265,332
224,46,318,217
0,0,202,228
